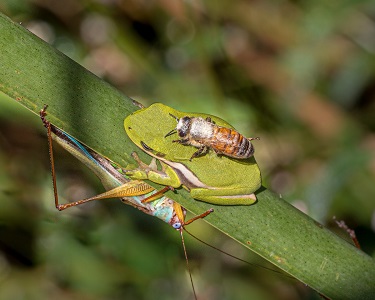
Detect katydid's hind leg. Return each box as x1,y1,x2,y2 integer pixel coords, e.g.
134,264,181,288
40,105,62,210
55,181,154,211
40,105,50,128
55,195,100,211
40,105,136,212
40,106,94,211
141,186,174,203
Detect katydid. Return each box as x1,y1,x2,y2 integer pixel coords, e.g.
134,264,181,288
40,106,290,299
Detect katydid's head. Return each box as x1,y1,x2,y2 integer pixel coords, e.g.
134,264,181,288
172,222,182,229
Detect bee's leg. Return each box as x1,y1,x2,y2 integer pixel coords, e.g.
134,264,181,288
248,137,260,141
205,117,215,124
212,148,223,158
190,146,209,161
172,138,190,145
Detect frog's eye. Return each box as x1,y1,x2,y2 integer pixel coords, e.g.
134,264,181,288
172,222,182,229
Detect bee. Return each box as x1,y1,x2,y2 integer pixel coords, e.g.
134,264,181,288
165,114,260,161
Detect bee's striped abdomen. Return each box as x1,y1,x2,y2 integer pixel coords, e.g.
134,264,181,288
211,127,254,159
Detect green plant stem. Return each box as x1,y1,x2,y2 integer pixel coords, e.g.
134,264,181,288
0,13,374,299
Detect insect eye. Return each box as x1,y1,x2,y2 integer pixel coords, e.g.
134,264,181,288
172,222,182,229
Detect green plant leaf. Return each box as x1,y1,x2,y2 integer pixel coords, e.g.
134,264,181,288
1,12,374,299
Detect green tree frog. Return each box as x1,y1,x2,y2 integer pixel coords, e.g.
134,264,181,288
124,103,261,205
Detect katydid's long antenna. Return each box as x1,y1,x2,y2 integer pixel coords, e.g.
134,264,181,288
179,229,198,300
183,228,294,279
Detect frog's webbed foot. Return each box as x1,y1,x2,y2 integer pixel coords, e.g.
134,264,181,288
130,152,158,171
127,144,181,188
126,151,156,176
126,151,166,181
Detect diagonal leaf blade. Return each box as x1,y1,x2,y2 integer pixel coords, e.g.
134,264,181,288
1,12,374,299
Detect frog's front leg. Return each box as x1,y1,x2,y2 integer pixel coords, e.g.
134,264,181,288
126,152,182,188
190,187,257,205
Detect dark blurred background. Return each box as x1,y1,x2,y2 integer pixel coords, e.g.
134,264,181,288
1,1,375,299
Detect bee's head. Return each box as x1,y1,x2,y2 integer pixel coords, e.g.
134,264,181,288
176,116,191,138
165,114,191,138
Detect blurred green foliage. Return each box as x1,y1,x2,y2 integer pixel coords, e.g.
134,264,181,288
1,1,375,299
